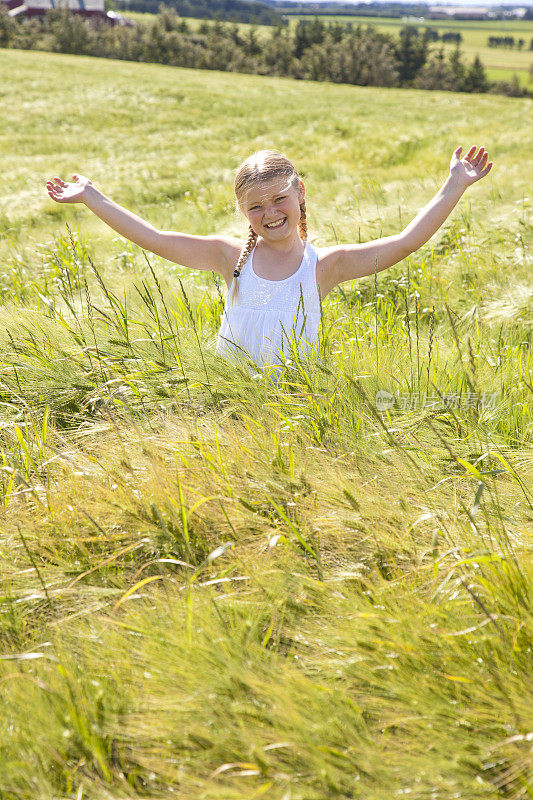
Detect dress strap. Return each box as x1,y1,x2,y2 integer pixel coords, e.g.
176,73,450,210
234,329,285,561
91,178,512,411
301,242,318,283
242,245,256,275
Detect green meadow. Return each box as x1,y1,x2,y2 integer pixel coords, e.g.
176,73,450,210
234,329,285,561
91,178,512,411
0,49,532,799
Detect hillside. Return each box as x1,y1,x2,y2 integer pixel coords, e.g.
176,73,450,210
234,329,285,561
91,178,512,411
0,49,531,800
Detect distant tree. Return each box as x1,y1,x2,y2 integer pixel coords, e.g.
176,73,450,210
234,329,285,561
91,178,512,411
308,16,326,45
47,7,92,55
0,4,16,47
298,26,399,87
204,24,241,70
244,26,261,57
100,22,146,61
342,27,399,86
424,27,439,42
228,23,242,46
299,39,330,81
157,5,182,31
328,21,345,44
293,17,325,58
448,43,466,90
396,25,428,85
441,31,461,43
487,36,518,49
415,47,454,90
506,73,524,96
464,55,489,93
9,15,43,50
263,25,293,75
144,11,194,63
490,73,526,97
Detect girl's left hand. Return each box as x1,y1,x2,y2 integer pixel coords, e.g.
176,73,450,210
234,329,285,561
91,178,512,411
449,145,493,187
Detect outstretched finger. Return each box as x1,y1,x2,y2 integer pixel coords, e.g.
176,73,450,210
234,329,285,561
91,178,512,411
481,161,493,177
54,176,68,187
472,147,485,166
464,145,477,162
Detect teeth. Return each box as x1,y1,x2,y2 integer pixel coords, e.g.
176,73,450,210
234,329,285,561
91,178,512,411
266,219,285,229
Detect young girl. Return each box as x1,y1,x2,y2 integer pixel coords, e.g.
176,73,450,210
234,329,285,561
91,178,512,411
46,146,492,368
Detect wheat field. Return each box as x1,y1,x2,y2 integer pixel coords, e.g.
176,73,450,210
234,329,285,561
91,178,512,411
0,49,532,800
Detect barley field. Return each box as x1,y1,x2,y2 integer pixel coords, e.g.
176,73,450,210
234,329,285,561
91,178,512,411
0,49,532,800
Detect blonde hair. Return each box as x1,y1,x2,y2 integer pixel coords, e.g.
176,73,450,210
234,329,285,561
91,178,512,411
230,150,307,306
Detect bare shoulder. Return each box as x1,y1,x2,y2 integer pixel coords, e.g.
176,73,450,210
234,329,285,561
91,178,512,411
208,234,245,286
315,245,344,299
216,235,245,263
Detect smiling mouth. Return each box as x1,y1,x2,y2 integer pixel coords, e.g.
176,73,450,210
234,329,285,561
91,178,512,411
264,218,286,230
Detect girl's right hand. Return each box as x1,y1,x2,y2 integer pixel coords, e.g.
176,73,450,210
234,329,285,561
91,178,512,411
45,173,92,204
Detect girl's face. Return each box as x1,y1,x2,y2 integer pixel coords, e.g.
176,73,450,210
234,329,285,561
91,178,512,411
240,177,304,242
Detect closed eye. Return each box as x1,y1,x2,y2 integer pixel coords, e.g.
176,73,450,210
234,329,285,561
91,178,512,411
275,196,287,202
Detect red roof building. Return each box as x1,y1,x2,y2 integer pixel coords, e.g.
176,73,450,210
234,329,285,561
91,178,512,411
2,0,125,23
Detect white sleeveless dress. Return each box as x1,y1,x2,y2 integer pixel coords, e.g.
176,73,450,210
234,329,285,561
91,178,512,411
215,241,321,368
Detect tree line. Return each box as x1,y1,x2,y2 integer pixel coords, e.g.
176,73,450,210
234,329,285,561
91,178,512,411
270,2,429,19
0,7,529,97
487,36,532,50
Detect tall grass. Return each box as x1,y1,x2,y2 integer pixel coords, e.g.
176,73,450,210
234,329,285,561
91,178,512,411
1,216,531,798
0,50,531,800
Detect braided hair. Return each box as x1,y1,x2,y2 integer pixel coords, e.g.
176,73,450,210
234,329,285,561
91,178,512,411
230,150,307,307
298,198,308,242
228,225,258,306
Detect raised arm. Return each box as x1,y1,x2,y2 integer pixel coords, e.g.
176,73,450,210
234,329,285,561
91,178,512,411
319,146,493,296
45,174,242,287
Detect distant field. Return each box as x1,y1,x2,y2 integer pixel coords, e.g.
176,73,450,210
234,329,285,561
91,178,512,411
487,64,531,86
124,9,249,30
293,14,533,85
